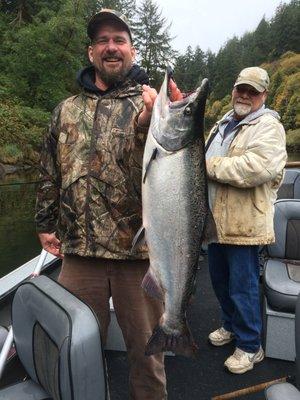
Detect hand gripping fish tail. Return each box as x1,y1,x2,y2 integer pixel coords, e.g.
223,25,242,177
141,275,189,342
145,323,198,358
140,69,214,359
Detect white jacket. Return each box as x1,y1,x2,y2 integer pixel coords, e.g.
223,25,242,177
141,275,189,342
206,110,287,245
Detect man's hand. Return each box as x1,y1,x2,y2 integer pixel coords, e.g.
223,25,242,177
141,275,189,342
137,79,184,127
38,232,63,258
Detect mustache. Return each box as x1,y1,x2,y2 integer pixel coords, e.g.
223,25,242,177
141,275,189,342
102,50,123,58
235,98,252,105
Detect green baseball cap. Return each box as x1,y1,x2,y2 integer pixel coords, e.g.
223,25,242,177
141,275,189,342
87,8,133,42
234,67,270,92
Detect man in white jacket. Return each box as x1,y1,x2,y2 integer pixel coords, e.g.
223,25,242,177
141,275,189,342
206,67,287,374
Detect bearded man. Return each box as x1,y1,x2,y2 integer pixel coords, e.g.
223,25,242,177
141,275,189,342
205,67,287,374
35,9,181,399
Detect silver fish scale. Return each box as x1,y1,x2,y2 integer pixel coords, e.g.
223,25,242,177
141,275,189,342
142,132,207,333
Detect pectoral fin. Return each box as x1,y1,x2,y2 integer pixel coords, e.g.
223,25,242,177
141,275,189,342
143,148,158,183
131,226,146,253
141,269,164,300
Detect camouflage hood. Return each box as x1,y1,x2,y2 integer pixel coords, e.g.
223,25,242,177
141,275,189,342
77,65,149,95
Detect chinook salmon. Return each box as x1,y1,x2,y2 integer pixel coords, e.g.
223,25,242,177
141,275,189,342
134,69,215,358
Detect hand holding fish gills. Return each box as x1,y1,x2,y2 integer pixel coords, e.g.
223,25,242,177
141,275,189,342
135,69,216,358
138,79,183,127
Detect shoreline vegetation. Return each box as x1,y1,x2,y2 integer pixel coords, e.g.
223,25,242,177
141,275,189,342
0,1,299,169
1,52,299,170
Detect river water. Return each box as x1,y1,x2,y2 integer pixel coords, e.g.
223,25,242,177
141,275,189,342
0,152,300,278
0,170,40,277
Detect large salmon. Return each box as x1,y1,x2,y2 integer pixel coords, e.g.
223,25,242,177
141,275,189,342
136,70,214,358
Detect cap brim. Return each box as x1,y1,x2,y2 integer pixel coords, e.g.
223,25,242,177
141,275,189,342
234,80,265,92
87,12,132,41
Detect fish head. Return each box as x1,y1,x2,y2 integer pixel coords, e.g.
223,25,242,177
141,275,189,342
150,70,210,152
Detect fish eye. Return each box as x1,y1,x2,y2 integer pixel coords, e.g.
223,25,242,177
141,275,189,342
184,106,192,116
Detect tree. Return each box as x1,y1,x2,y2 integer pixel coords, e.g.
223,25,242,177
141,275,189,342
212,36,243,100
86,0,136,23
173,45,207,92
133,0,176,87
0,0,88,111
270,0,300,58
251,17,272,64
0,0,63,24
173,46,194,92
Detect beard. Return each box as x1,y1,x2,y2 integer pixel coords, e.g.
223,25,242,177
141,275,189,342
233,102,252,117
94,61,132,87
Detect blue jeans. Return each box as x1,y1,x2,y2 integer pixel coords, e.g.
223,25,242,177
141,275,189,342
208,243,262,353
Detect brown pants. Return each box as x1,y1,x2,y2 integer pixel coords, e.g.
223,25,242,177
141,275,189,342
59,255,167,400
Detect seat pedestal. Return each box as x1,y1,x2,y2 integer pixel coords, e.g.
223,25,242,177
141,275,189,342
264,298,296,361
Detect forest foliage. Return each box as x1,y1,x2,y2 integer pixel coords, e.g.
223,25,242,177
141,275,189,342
0,0,299,165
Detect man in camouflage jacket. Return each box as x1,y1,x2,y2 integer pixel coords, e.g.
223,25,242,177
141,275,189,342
35,9,182,400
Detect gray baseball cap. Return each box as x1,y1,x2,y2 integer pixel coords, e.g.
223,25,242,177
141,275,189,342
87,8,133,42
234,67,270,92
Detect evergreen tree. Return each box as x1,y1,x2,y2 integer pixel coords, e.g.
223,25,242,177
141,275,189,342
204,49,216,85
91,0,136,23
270,0,300,58
212,36,243,100
193,46,208,84
173,46,194,91
0,0,63,23
251,17,272,64
133,0,176,87
0,0,87,111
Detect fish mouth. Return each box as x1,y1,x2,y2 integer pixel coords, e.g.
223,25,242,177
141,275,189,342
169,79,210,108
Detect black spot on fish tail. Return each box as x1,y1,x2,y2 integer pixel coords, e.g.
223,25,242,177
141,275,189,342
143,148,158,183
141,270,164,300
145,324,198,358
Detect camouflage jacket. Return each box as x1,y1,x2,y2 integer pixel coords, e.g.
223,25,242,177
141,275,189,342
35,73,148,259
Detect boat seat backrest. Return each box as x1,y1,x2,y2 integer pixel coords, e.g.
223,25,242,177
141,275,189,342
12,275,107,400
295,292,300,389
0,326,8,352
267,199,300,260
277,169,300,200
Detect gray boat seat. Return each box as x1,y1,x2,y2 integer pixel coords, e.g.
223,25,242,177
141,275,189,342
0,380,51,399
277,169,300,200
0,275,107,400
265,383,300,400
265,292,300,399
263,199,300,312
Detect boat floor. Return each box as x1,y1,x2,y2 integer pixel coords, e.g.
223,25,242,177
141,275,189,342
0,256,295,399
107,256,295,399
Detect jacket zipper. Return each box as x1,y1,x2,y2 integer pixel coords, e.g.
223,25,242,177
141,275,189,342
84,97,102,254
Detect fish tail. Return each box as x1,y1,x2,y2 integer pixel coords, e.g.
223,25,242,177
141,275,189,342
145,324,198,358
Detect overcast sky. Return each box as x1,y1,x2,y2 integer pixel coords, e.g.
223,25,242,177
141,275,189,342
149,0,291,54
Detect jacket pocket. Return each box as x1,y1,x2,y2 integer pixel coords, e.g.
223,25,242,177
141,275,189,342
222,186,266,238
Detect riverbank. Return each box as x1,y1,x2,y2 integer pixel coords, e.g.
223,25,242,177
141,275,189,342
0,163,38,180
1,150,300,179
